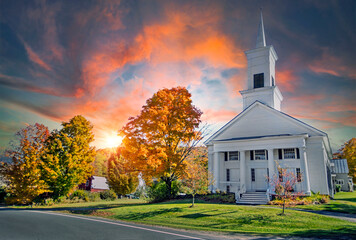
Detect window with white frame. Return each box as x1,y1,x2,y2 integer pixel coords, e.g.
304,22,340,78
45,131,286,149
225,151,239,161
278,148,300,160
229,151,239,161
296,168,301,182
250,150,267,160
336,179,344,185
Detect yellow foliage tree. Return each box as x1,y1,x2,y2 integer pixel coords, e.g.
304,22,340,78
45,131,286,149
339,138,356,183
182,159,214,207
107,148,138,197
0,124,50,204
121,87,203,198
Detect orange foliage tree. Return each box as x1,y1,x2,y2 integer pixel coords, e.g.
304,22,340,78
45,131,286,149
0,124,50,204
120,87,203,198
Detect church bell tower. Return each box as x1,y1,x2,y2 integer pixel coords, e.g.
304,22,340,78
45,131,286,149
240,11,283,111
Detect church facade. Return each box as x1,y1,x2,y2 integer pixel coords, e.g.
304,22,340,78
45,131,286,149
205,13,334,202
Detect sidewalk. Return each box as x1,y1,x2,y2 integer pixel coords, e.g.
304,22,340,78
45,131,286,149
292,208,356,223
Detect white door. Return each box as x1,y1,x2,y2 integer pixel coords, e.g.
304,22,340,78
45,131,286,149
252,168,268,191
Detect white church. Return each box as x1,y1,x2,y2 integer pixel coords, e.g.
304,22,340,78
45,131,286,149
205,13,334,204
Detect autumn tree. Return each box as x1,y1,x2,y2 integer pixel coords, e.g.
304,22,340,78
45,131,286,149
339,138,356,183
121,87,203,198
269,167,302,215
107,148,138,196
0,124,50,204
42,115,96,199
185,147,208,170
182,159,213,207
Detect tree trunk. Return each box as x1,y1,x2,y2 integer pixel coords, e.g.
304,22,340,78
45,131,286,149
192,194,195,207
282,198,285,215
162,177,172,199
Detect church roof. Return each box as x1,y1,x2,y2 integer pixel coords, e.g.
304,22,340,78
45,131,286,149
204,101,327,145
331,159,349,174
215,133,308,142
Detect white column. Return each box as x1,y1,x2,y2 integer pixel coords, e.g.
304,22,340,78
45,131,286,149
300,147,311,195
213,152,220,191
267,149,274,186
239,151,246,193
208,153,214,191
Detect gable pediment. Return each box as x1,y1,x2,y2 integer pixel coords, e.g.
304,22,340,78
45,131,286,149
205,102,325,144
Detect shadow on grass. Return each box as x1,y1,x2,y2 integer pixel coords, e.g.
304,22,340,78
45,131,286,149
291,227,356,239
237,215,272,226
0,202,148,212
111,207,184,221
320,203,356,214
335,197,356,203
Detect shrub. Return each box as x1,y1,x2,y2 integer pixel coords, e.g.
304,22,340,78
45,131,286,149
335,184,341,192
70,190,89,202
88,192,101,202
310,192,329,204
100,190,117,201
44,198,54,206
0,187,7,203
200,192,235,204
147,180,181,203
147,181,169,203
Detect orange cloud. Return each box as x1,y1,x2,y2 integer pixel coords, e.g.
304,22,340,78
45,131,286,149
308,49,356,78
202,109,238,123
276,70,298,92
24,43,52,71
284,94,356,128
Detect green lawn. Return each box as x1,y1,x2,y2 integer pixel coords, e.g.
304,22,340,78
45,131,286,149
10,198,146,209
291,191,356,214
63,199,355,238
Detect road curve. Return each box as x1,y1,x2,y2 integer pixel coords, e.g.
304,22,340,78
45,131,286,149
0,207,211,240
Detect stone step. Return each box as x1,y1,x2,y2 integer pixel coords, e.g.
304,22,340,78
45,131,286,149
236,191,268,205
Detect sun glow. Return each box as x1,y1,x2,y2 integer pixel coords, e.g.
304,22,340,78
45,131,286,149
104,134,123,149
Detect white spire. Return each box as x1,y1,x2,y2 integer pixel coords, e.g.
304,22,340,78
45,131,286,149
256,10,266,48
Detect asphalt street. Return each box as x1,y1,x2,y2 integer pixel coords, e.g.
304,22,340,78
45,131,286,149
0,208,212,240
0,207,302,240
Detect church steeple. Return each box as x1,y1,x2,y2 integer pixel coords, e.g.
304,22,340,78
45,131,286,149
256,10,266,48
240,11,283,111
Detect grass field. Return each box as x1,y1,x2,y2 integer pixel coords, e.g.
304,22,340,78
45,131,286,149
61,199,356,238
290,191,356,214
9,198,145,209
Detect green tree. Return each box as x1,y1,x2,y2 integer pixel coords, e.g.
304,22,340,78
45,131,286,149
107,148,138,196
120,87,203,199
339,138,356,183
42,115,96,199
0,123,50,204
93,149,110,177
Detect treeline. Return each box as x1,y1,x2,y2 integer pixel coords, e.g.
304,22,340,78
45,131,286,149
0,115,95,204
0,87,213,206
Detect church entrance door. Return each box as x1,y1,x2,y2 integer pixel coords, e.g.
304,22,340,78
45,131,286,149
252,168,268,191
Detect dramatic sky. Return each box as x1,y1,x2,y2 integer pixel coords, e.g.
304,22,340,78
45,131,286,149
0,0,355,150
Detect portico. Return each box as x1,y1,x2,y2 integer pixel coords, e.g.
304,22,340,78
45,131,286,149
209,134,312,197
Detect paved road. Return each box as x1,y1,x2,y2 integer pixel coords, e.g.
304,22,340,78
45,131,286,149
0,208,287,240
